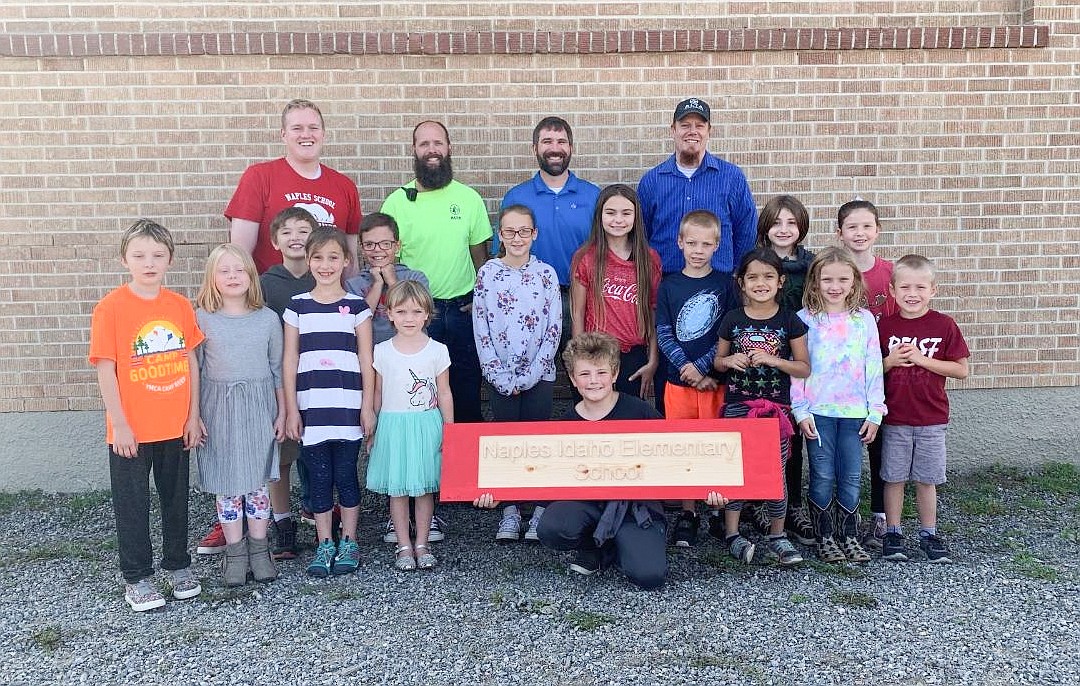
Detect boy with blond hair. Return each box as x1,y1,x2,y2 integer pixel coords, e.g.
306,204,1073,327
89,219,205,611
877,255,969,563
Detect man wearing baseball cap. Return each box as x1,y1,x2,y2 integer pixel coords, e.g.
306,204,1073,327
637,98,757,276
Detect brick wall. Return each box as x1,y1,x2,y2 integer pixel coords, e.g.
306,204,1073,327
0,1,1078,413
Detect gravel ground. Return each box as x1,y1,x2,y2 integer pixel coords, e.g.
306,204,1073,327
1,463,1077,686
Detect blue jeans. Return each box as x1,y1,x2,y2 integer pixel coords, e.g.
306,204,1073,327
806,414,865,513
429,295,482,423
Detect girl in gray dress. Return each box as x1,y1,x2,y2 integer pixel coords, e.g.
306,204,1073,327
194,244,285,586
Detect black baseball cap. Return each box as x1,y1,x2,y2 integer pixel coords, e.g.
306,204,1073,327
673,98,710,123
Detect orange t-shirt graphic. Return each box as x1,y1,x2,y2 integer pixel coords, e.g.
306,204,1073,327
89,285,205,445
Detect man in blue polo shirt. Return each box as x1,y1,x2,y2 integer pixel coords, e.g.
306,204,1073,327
638,98,757,414
638,98,757,276
499,116,600,289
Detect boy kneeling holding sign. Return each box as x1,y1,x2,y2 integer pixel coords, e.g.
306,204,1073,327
476,332,728,589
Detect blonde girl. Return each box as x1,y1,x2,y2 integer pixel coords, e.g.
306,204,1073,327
790,247,886,563
367,280,453,571
570,184,661,399
194,244,284,586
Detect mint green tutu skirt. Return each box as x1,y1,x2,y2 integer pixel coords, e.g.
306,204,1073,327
366,408,443,497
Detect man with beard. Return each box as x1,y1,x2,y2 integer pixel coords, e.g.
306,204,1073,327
380,120,491,424
638,98,757,276
499,117,600,291
225,98,362,274
638,98,757,416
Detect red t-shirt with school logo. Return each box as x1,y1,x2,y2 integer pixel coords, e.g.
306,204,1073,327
573,245,661,352
224,157,363,272
862,256,899,322
878,309,969,426
89,286,205,444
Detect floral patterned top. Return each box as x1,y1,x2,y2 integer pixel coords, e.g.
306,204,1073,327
472,256,562,397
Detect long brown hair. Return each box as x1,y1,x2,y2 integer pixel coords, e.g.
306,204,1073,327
570,184,655,337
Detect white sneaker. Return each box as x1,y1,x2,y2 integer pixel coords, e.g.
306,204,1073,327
383,518,400,544
495,506,522,542
124,578,166,612
524,506,545,541
428,515,446,543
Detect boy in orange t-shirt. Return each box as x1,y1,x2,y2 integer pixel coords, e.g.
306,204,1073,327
89,220,205,612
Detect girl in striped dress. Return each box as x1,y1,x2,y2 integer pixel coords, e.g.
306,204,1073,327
194,244,284,587
283,228,376,578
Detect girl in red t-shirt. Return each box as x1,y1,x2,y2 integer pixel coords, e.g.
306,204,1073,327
570,184,661,399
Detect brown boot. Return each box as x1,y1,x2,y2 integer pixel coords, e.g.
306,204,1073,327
222,540,249,587
248,536,278,583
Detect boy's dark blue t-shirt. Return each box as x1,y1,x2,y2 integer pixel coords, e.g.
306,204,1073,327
656,270,740,386
563,392,663,421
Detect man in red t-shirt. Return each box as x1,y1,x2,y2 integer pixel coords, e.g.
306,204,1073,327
225,99,362,274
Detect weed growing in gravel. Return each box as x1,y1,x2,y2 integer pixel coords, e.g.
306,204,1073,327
24,541,98,563
829,590,878,609
699,549,753,576
1008,552,1058,581
564,610,614,632
489,589,505,605
0,490,51,516
173,626,203,645
806,559,866,578
326,587,364,601
688,651,768,683
790,592,810,604
64,490,112,515
1060,528,1079,544
30,625,63,653
1030,462,1080,496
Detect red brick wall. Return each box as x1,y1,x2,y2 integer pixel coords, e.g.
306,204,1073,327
0,1,1077,412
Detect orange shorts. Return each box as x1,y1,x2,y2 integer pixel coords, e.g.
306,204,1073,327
663,382,725,420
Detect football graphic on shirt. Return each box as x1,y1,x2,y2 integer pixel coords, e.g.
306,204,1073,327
675,292,720,341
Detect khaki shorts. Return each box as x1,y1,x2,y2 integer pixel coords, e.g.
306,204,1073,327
880,424,947,485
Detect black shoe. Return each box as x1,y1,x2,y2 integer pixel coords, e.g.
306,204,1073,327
881,531,909,561
672,511,700,548
569,546,601,576
920,534,952,563
707,512,726,540
272,517,298,561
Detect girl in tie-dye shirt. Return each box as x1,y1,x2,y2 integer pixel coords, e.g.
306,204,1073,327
791,247,886,565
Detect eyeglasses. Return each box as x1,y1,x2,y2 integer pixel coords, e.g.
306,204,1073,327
498,227,535,240
361,240,397,251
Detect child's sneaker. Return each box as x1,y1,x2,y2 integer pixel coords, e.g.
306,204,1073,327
124,578,166,612
523,506,545,541
428,515,446,543
750,504,771,535
569,546,601,576
672,511,700,548
383,518,401,544
707,511,726,540
307,539,336,578
881,532,909,561
495,506,522,542
331,537,360,575
919,534,953,564
196,522,227,555
816,536,846,563
840,535,871,563
784,506,816,545
169,567,202,600
766,535,804,566
862,514,886,552
272,517,298,561
727,535,755,564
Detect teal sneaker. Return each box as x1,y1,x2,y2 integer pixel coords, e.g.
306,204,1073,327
307,539,335,578
331,537,360,575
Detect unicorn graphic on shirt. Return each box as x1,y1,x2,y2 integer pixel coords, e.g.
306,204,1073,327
407,369,438,410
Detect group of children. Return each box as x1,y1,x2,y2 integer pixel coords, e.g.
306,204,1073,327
91,188,969,609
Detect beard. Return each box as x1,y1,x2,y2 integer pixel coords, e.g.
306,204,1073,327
536,150,571,177
414,153,454,190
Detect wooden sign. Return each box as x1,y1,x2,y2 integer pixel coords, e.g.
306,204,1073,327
440,418,783,502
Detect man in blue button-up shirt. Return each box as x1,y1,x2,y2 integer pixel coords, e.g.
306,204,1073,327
499,116,601,288
638,98,758,276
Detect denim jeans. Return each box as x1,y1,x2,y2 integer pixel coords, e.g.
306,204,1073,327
429,295,482,423
806,414,865,513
